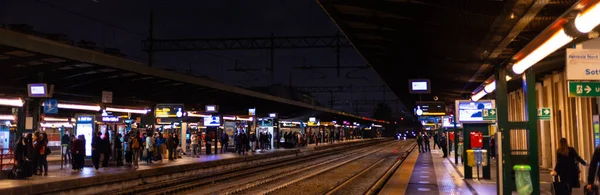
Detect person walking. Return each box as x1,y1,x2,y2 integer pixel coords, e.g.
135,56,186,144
551,138,587,195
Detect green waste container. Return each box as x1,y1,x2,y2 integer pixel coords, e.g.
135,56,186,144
457,142,464,156
513,165,532,195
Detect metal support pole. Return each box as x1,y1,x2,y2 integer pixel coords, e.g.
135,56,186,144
16,103,26,137
524,68,540,195
454,114,459,164
31,99,40,132
336,31,341,78
270,33,275,85
495,66,512,195
148,11,154,67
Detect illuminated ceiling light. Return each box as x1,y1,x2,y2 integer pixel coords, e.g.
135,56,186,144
236,117,253,121
506,75,512,81
575,2,600,33
470,90,487,102
106,107,149,114
187,112,210,118
0,115,15,120
58,103,101,111
43,117,69,122
484,81,496,93
512,29,573,74
223,116,236,120
0,98,24,107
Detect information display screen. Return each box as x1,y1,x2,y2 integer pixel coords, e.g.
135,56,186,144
455,100,495,123
28,83,48,97
155,104,184,118
203,116,221,126
414,101,446,116
408,79,431,94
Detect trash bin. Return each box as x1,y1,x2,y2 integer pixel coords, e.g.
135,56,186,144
513,165,533,195
466,149,475,167
480,149,488,166
474,149,482,166
457,143,464,156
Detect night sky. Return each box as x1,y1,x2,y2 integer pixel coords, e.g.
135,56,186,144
0,0,402,117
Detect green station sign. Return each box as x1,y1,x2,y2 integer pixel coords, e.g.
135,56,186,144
568,81,600,97
538,108,551,120
482,108,497,120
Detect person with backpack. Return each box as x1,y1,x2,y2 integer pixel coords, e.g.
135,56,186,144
129,132,141,169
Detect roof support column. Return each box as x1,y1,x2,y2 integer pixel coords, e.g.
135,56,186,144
523,67,540,195
495,65,512,195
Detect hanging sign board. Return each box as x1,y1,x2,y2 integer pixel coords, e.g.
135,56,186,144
566,48,600,80
101,91,113,104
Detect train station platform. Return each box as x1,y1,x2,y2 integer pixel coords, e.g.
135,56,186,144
383,146,587,195
445,153,585,195
0,138,378,195
380,148,474,195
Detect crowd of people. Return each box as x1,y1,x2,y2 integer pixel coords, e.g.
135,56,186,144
10,127,368,180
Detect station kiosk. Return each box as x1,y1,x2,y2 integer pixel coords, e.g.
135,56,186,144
455,100,495,180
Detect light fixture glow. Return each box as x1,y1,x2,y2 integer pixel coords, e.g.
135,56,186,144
106,107,148,114
40,122,73,128
575,2,600,33
506,75,512,81
43,117,69,122
512,29,573,74
57,103,101,111
471,90,487,102
0,98,24,107
223,116,236,120
236,117,253,121
187,112,210,118
0,115,15,120
484,81,496,93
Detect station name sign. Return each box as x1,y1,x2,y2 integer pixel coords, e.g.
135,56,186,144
566,48,600,80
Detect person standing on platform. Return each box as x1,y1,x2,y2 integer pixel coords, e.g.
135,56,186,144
130,132,142,169
101,134,111,168
91,132,102,172
191,133,199,157
114,133,123,166
433,132,439,150
221,132,229,153
61,132,71,166
423,133,431,153
440,133,448,158
416,132,424,153
145,134,155,164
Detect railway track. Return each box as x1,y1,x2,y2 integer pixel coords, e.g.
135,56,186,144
99,139,391,195
255,141,416,195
